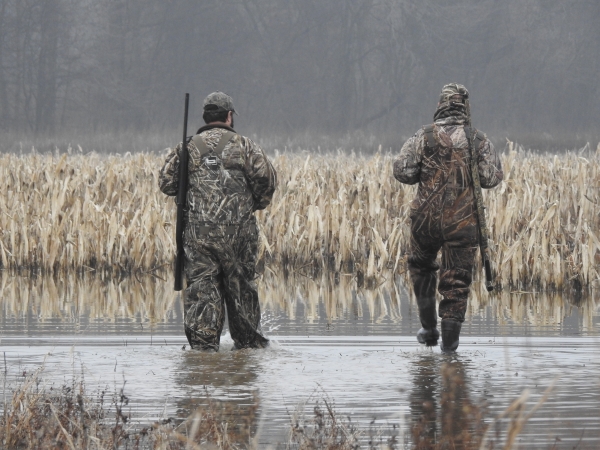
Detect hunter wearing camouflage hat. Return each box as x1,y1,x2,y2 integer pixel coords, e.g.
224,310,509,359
393,83,503,352
159,91,276,351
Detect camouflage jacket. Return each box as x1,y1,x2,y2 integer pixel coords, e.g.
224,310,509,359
159,124,277,224
393,117,503,218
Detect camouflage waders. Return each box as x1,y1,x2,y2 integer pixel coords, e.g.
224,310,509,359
183,218,268,351
160,121,276,351
394,83,503,348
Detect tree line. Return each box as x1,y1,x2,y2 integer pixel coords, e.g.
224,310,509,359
0,0,598,142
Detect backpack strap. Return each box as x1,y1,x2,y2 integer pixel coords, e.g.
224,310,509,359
423,124,436,149
192,130,236,158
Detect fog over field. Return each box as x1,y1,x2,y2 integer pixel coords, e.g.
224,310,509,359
0,0,598,151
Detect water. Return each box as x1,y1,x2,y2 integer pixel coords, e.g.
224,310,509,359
1,272,599,448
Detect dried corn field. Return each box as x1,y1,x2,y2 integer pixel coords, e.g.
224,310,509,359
0,144,599,291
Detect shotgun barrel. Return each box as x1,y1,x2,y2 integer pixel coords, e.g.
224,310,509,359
174,93,190,291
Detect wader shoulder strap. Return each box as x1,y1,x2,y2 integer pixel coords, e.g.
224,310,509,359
192,130,236,158
423,124,436,149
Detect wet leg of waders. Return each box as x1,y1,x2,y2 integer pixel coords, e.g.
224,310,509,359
437,240,476,322
221,223,268,350
184,241,226,351
409,233,443,345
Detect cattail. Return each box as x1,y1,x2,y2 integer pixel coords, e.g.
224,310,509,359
0,145,598,291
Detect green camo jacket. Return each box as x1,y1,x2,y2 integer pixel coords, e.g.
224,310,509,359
159,124,277,224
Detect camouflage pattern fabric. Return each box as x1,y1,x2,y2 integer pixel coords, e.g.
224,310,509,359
203,91,237,114
159,124,276,350
394,105,503,322
434,83,471,125
182,218,267,351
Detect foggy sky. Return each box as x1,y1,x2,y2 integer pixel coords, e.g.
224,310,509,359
0,0,598,147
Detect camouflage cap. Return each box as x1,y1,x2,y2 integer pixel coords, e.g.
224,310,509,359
439,83,469,104
203,91,237,114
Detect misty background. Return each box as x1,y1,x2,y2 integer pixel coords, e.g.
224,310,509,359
0,0,598,152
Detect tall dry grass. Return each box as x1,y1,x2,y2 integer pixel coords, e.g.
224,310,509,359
1,144,599,290
0,366,258,450
0,363,552,450
0,150,172,274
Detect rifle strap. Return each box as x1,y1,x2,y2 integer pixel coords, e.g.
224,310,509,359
465,126,485,160
423,124,436,149
192,130,235,158
474,130,484,153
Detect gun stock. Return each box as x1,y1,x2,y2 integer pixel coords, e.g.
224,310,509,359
174,93,190,291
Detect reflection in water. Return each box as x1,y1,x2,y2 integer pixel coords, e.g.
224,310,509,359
174,349,262,446
1,269,600,447
258,271,403,325
1,271,598,337
0,272,180,336
259,270,599,336
410,355,485,449
410,354,438,445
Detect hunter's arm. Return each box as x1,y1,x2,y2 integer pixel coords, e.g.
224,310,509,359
477,138,503,189
393,130,424,185
241,136,277,210
158,144,181,196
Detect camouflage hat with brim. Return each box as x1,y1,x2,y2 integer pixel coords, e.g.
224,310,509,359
203,91,237,115
439,83,469,104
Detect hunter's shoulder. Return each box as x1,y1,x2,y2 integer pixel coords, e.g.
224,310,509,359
471,127,495,149
471,126,489,139
236,134,267,154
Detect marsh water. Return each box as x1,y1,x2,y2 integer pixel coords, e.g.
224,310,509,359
1,271,600,448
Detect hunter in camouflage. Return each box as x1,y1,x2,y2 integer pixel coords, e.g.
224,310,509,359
394,83,503,352
159,92,277,351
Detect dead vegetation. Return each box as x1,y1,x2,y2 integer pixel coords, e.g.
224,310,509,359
410,361,557,450
1,144,599,290
0,367,257,449
0,363,557,450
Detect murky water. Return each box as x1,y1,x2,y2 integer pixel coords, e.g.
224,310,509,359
1,272,600,448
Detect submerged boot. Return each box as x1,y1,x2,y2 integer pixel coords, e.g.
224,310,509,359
416,297,439,346
440,319,462,353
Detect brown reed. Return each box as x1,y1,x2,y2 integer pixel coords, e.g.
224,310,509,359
0,363,551,449
1,144,599,291
0,367,256,450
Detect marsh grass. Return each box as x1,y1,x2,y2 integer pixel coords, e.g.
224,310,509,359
1,144,599,290
0,366,257,450
287,387,362,449
0,363,559,450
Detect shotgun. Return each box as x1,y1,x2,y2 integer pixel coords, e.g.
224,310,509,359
465,126,494,292
174,93,190,291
